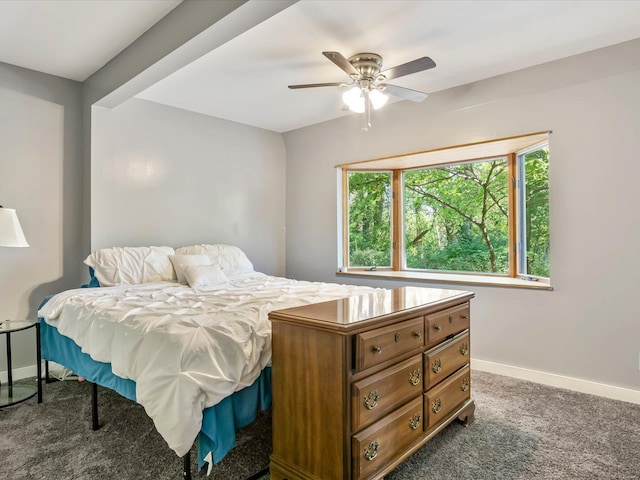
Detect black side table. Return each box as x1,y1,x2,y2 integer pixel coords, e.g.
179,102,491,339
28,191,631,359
0,320,42,407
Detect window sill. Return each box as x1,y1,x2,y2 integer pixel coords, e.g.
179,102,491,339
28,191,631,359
336,269,553,290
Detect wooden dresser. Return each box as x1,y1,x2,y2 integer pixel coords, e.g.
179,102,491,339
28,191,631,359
269,286,475,480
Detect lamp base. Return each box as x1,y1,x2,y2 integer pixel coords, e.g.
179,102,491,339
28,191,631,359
0,384,38,408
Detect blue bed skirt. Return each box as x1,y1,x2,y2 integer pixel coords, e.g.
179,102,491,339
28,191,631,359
39,318,272,468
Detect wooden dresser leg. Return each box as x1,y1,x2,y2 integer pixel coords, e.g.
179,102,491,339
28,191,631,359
457,399,476,426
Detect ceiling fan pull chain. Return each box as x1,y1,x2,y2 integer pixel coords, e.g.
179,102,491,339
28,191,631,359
362,89,371,131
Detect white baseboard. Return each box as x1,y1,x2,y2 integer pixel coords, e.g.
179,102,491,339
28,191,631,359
0,364,39,384
5,359,639,405
0,361,69,384
0,362,75,383
473,358,640,405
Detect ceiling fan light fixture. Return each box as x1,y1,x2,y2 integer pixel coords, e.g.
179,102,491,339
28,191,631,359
343,86,388,113
369,89,388,110
290,51,435,128
342,86,365,113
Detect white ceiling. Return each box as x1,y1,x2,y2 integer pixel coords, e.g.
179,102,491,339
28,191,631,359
1,1,640,132
135,0,640,133
0,0,181,81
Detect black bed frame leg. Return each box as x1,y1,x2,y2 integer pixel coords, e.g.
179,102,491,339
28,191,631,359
182,451,191,480
89,380,192,479
91,382,99,431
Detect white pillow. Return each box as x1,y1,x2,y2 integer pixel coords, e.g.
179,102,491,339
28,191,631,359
182,264,229,290
84,246,176,286
174,244,254,277
168,255,211,284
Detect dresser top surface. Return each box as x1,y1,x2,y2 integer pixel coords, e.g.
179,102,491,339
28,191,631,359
269,286,473,330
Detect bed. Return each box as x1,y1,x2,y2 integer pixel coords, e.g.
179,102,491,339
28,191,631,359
37,244,378,478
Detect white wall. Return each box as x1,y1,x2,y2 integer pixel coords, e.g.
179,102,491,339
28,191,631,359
0,62,84,373
283,39,640,392
91,98,286,276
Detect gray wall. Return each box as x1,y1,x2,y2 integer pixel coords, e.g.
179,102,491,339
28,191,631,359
0,62,84,372
82,0,295,279
3,0,639,396
0,0,294,381
91,98,286,276
283,39,640,391
80,0,261,287
0,0,290,376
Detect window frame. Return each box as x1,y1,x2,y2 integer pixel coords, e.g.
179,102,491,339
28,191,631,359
343,170,394,270
515,141,550,280
338,132,551,287
399,155,514,276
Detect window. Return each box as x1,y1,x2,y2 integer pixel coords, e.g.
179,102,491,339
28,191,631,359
403,157,510,275
517,145,550,277
339,132,550,284
347,171,392,267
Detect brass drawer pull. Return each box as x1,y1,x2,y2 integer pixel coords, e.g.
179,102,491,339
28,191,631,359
414,331,422,339
432,398,442,414
408,368,422,386
432,358,442,374
461,378,470,392
372,345,382,354
364,441,379,461
459,342,469,356
461,313,468,319
394,333,400,342
363,390,379,410
433,325,441,332
448,315,454,323
409,413,421,430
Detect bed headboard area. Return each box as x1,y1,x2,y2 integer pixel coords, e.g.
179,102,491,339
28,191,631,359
83,244,256,289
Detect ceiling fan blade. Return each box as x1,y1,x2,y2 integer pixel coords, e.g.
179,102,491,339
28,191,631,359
322,51,359,78
288,82,347,89
379,84,428,102
380,57,436,80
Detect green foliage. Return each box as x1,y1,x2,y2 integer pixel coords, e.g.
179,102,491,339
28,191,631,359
522,148,550,277
404,160,509,274
348,172,391,267
346,147,550,278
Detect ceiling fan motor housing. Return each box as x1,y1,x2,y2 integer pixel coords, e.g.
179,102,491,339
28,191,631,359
348,53,383,80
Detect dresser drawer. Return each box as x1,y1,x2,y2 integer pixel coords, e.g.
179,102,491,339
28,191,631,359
352,355,423,431
352,396,423,480
425,302,469,346
424,331,470,390
424,366,471,430
356,316,424,371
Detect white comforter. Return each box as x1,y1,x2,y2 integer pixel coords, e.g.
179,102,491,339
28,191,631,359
38,273,378,456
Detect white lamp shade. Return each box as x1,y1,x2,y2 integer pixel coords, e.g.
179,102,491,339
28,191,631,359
342,87,389,113
342,87,365,113
0,207,29,247
369,89,388,110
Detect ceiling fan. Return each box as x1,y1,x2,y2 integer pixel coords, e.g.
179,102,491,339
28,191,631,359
288,51,436,130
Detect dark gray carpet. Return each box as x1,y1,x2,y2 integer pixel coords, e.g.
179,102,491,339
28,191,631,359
1,371,639,479
0,380,271,480
388,371,640,480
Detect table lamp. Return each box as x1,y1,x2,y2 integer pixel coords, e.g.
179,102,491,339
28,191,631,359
0,206,29,248
0,205,28,328
0,205,37,407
